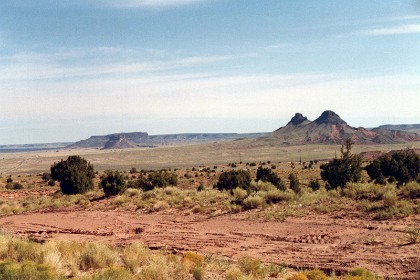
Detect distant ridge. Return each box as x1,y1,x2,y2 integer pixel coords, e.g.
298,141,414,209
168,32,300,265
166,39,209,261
375,124,420,133
67,132,269,149
264,110,420,145
67,132,149,149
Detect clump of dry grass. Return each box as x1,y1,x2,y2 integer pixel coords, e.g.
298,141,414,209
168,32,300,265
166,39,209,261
182,251,204,272
79,243,118,271
121,242,150,274
405,227,420,244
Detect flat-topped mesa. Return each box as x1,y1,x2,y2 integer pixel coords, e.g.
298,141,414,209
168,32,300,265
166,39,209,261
314,110,347,126
287,113,309,126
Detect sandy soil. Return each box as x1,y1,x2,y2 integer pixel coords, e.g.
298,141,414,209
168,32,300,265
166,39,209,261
0,209,418,279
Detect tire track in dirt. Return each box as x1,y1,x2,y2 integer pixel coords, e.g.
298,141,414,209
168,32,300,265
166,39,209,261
0,210,418,279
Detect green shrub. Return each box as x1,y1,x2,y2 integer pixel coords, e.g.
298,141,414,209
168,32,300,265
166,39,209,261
42,173,52,182
122,242,150,273
51,155,95,195
182,251,204,272
264,189,294,204
133,171,178,191
289,173,301,193
350,267,378,279
0,237,43,262
401,181,420,199
373,200,414,220
366,149,420,186
192,266,204,280
5,182,23,190
215,170,251,191
86,267,134,280
405,227,420,244
321,139,362,190
256,167,285,190
79,243,118,271
237,257,265,277
100,170,127,197
0,260,58,280
344,183,390,201
243,195,264,209
232,188,248,201
305,269,328,280
287,272,309,280
308,179,321,191
197,184,204,192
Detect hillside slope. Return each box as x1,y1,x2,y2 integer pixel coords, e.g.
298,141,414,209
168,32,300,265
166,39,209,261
262,110,420,145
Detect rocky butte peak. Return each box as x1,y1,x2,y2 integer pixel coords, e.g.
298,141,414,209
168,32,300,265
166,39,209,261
314,110,347,126
287,113,309,126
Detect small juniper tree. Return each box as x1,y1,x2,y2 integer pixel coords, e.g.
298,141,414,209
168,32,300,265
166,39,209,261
51,155,95,195
215,170,251,192
256,167,285,190
288,173,300,193
132,171,178,191
309,178,321,191
320,138,362,190
366,149,420,186
101,170,127,196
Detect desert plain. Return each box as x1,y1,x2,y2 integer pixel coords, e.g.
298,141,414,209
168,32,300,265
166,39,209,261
0,141,419,279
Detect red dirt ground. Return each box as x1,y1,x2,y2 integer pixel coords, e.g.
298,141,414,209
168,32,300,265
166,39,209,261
0,209,419,279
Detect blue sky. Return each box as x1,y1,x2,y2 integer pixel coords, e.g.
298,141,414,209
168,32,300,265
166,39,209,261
0,0,419,144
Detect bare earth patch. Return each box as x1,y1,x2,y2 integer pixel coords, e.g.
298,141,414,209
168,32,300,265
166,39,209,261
0,209,418,279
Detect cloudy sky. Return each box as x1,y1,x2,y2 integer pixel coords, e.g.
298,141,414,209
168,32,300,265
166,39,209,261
0,0,419,144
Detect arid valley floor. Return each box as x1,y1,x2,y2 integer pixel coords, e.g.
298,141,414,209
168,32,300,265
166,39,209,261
0,142,419,279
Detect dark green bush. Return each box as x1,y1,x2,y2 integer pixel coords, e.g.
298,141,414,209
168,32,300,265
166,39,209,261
132,171,178,191
47,179,55,187
320,139,362,190
41,173,51,182
197,184,204,192
50,155,95,195
6,182,23,190
101,170,127,196
308,178,321,191
215,170,251,191
366,149,420,186
256,167,285,190
6,176,13,184
288,173,300,193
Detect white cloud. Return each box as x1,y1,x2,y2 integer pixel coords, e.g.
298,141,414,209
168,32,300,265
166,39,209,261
358,23,420,36
0,50,234,81
1,70,418,128
103,0,207,8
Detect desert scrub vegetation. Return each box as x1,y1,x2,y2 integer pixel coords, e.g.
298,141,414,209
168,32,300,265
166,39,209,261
365,148,420,186
344,182,418,220
0,232,188,279
100,170,126,196
128,170,178,191
320,139,362,190
256,167,285,190
0,231,386,280
404,226,420,244
51,155,95,195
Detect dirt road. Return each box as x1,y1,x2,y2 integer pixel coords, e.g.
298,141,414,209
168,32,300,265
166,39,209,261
0,209,418,278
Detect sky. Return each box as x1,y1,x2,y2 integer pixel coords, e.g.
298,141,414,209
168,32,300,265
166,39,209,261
0,0,419,145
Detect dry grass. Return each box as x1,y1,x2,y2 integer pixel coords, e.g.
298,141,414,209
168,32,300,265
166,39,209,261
0,231,385,280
